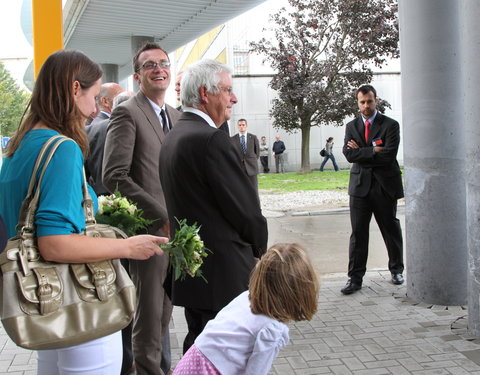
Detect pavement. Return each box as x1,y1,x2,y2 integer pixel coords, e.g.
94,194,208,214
2,207,480,374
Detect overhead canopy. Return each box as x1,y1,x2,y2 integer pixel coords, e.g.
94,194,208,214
63,0,266,79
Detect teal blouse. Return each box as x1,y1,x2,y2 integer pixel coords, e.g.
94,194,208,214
0,129,98,239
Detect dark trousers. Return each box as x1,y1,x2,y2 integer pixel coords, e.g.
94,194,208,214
183,307,218,354
348,179,404,284
260,156,269,173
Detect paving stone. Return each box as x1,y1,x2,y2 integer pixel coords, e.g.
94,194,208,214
327,364,353,374
1,272,480,375
341,356,366,371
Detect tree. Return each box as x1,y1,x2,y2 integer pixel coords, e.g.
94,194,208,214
250,0,399,173
0,62,30,138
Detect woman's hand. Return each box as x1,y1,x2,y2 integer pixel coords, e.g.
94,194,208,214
125,235,168,260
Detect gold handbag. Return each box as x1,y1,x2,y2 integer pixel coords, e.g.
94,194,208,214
0,135,136,350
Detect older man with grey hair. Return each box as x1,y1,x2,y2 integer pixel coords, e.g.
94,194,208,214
159,59,268,353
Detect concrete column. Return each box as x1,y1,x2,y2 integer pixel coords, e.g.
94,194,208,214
130,36,155,91
399,0,467,305
461,0,480,335
101,64,118,83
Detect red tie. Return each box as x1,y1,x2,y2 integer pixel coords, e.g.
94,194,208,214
364,120,370,143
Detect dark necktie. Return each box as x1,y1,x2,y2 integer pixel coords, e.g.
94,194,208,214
364,120,370,143
240,134,246,154
160,109,169,134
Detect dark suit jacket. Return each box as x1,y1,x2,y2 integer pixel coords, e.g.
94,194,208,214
89,111,109,127
343,113,404,200
102,91,181,234
85,119,109,195
159,112,268,311
230,133,260,176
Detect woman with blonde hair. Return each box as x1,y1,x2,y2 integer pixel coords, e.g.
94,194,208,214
173,243,319,375
0,49,166,374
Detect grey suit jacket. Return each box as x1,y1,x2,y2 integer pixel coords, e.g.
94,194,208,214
231,133,260,176
102,91,181,235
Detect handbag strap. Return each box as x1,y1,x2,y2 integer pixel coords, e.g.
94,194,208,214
16,135,97,235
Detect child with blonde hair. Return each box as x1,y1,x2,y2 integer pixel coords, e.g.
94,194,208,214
173,243,319,375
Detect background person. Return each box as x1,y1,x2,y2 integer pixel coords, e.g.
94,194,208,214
231,118,260,190
85,90,133,196
159,59,268,355
0,49,166,375
102,42,181,375
172,243,319,375
259,136,270,173
86,82,124,126
319,137,339,172
341,84,404,295
272,135,286,173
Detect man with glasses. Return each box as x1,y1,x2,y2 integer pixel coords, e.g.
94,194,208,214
159,59,268,354
103,42,181,375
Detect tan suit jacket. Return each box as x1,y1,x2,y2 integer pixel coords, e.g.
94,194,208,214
103,91,181,234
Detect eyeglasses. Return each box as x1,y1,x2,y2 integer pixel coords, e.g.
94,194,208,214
216,85,234,95
140,60,171,70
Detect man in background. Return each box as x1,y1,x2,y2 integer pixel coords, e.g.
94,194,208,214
85,90,133,196
231,118,260,190
103,42,181,375
341,84,404,295
272,135,286,173
259,136,270,173
86,82,124,126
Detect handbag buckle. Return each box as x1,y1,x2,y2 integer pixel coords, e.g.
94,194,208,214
92,268,109,301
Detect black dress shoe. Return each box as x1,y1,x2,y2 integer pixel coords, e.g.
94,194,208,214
341,279,362,295
391,273,404,285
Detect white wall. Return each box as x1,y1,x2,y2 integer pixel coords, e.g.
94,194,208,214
230,73,403,172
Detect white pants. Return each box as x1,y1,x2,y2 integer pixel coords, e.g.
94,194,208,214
37,331,122,375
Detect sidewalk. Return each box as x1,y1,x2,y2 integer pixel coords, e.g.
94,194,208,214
1,270,479,375
2,207,480,374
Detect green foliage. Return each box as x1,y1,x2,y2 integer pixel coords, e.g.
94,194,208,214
0,62,30,137
250,0,399,172
160,218,210,282
258,170,350,193
95,190,153,237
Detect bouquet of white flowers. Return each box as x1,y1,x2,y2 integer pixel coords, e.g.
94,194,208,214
160,218,210,282
96,194,209,282
95,191,153,237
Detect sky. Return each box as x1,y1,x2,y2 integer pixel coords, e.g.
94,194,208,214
0,0,32,58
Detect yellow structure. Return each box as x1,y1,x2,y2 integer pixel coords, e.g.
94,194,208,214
32,0,63,78
177,26,226,72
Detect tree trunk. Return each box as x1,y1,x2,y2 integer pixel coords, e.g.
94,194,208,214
299,121,311,173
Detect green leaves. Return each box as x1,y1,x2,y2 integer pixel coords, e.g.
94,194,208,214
0,62,30,137
95,190,153,237
249,0,399,172
160,218,210,283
